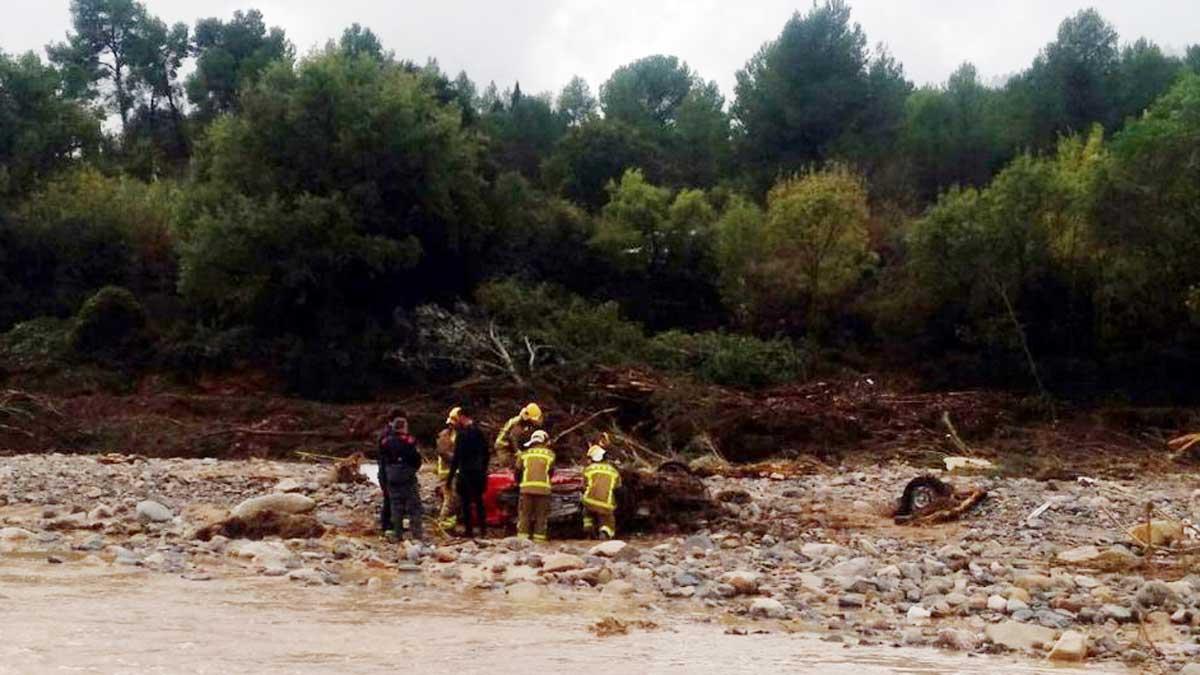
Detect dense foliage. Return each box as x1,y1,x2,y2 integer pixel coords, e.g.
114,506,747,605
2,0,1199,401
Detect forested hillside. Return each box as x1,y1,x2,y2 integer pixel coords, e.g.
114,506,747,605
3,0,1199,402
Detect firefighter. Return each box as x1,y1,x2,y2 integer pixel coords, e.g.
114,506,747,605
435,422,458,530
495,403,544,469
515,430,555,542
581,444,621,540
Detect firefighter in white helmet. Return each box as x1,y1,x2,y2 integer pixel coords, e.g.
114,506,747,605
581,444,621,540
515,429,555,542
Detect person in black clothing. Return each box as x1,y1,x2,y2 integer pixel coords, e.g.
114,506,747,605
445,406,489,538
379,415,424,541
375,408,405,535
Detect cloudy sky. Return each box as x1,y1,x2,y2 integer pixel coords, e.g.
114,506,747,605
3,0,1199,99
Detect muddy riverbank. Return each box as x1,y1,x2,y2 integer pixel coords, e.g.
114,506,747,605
1,453,1197,671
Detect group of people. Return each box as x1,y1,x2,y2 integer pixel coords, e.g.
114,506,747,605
375,403,621,544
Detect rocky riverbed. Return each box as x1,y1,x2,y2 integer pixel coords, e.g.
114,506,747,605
2,452,1199,672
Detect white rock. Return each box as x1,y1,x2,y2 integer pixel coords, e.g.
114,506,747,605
1006,597,1029,613
985,620,1057,652
588,540,628,558
749,597,787,619
602,579,634,596
827,556,875,579
801,542,848,559
1047,630,1088,662
0,527,35,541
135,500,173,523
987,595,1008,612
231,494,316,519
541,553,585,573
231,540,295,568
907,605,932,622
507,581,543,602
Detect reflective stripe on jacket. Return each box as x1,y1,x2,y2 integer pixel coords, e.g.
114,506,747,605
582,462,621,511
517,446,555,495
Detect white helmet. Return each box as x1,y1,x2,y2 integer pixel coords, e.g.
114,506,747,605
587,445,606,462
524,430,549,448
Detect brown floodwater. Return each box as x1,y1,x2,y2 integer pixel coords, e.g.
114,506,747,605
0,555,1125,674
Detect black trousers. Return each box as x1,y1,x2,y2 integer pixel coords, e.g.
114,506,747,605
378,463,392,532
387,467,423,540
457,473,487,536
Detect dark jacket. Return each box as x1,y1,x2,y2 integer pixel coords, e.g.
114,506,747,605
448,424,488,484
379,427,422,471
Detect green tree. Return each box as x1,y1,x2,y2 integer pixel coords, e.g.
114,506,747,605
556,75,597,127
543,119,662,209
1187,46,1200,73
1093,74,1200,351
186,9,292,119
0,52,100,205
902,63,1002,201
732,1,888,189
185,48,486,349
124,15,190,176
671,80,731,187
1114,38,1182,123
600,55,695,128
480,86,566,179
753,166,873,332
1006,9,1119,150
712,196,766,322
0,168,176,328
338,23,391,62
48,0,147,131
589,170,721,328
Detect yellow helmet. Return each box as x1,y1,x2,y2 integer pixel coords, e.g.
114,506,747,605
520,403,544,424
445,406,463,426
587,445,607,462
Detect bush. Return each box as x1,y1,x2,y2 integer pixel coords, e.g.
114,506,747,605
0,317,72,371
649,330,807,389
69,286,149,363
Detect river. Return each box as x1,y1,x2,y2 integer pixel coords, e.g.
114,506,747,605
0,555,1125,674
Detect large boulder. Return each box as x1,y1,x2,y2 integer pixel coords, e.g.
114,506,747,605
1055,545,1138,571
1047,630,1088,662
507,582,543,602
749,597,787,619
230,540,296,569
541,553,585,574
718,570,762,595
136,500,174,523
232,494,317,519
985,620,1057,653
588,540,628,558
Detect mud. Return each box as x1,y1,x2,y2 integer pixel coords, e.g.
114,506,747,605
0,556,1119,674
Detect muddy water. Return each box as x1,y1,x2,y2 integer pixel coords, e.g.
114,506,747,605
0,556,1122,675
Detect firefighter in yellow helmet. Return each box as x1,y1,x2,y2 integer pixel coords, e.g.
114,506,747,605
582,444,621,540
515,429,555,542
494,403,544,469
435,414,458,530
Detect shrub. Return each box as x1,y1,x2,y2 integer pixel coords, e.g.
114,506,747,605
649,330,807,389
69,286,149,363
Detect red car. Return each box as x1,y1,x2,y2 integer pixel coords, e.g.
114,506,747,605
482,468,586,527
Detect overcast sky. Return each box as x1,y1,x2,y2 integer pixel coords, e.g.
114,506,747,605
3,0,1199,99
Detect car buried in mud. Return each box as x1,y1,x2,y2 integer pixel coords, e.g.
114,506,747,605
456,461,716,535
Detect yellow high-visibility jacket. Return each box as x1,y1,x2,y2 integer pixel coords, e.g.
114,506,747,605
436,428,456,478
516,446,555,495
582,461,621,512
495,416,536,457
